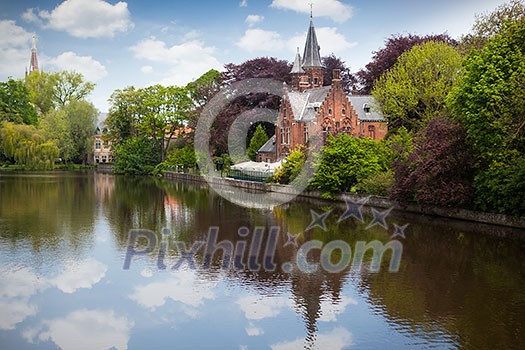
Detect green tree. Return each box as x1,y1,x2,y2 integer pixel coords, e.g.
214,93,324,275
448,17,525,215
113,137,159,175
39,108,75,161
247,124,269,161
273,146,306,184
372,41,464,132
52,71,95,107
24,71,56,115
0,121,59,169
459,0,525,53
311,134,391,197
0,78,37,125
64,100,97,164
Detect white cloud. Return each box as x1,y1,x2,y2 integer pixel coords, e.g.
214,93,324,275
48,52,108,82
21,8,43,26
240,0,248,7
0,266,48,330
238,26,355,59
271,0,353,22
0,20,33,77
237,29,286,52
236,295,292,320
140,65,154,74
318,296,357,322
34,309,133,350
271,327,353,350
130,270,216,310
35,0,133,38
245,15,264,27
51,258,108,293
245,322,264,336
130,37,222,86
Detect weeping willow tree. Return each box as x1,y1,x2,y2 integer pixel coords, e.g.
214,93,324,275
0,121,59,169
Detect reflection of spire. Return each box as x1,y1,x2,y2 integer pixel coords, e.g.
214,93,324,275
29,35,39,74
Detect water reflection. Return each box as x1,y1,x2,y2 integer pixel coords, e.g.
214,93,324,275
0,172,524,349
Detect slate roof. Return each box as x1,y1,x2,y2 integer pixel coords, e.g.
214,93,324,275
302,18,323,68
291,48,305,74
287,86,331,122
347,95,387,122
257,135,276,154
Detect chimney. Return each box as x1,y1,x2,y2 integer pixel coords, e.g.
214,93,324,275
332,69,341,88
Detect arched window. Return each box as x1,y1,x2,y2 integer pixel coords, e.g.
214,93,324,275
342,108,346,116
328,108,332,116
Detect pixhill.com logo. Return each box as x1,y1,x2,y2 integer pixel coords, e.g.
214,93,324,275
124,198,407,274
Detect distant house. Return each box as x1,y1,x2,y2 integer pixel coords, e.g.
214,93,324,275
256,15,387,163
93,115,114,164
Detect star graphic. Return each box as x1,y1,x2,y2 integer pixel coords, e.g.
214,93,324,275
283,232,300,248
366,207,393,230
305,208,332,232
391,223,409,239
338,196,369,223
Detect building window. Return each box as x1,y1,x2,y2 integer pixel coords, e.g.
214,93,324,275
364,103,371,113
280,127,284,144
95,140,101,149
286,127,290,145
314,77,318,85
109,155,114,163
368,125,376,139
102,155,107,163
328,108,332,116
283,108,286,118
95,156,100,163
342,108,346,116
304,125,309,143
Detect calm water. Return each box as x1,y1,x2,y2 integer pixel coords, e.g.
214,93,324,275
0,172,524,350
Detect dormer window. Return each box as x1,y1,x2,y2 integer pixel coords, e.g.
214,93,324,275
363,103,371,113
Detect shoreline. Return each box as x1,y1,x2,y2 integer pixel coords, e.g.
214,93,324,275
163,171,525,230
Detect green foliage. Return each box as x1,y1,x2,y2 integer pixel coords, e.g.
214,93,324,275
273,147,306,184
24,71,55,114
355,171,394,197
372,41,464,131
473,153,525,216
51,71,95,107
459,0,525,53
0,78,37,125
311,134,391,197
247,124,269,161
448,17,525,167
165,144,197,169
385,126,414,163
113,137,160,175
39,108,75,161
0,121,59,169
106,84,192,161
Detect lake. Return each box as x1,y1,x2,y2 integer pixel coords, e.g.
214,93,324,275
0,172,524,349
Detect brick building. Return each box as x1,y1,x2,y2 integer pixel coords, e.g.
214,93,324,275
257,15,387,162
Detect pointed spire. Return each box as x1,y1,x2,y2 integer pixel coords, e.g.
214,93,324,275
29,35,39,73
291,47,305,74
302,15,323,68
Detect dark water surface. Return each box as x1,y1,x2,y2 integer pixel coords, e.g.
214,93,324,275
0,172,524,349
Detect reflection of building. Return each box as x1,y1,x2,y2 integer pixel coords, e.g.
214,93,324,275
94,116,114,164
258,14,387,162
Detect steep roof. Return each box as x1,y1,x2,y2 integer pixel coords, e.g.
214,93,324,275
286,86,331,122
347,95,387,122
291,48,305,74
302,18,323,68
257,135,276,154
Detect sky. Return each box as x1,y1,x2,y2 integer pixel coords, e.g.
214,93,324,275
0,0,510,112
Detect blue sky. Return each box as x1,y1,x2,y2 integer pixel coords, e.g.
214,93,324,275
0,0,509,112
